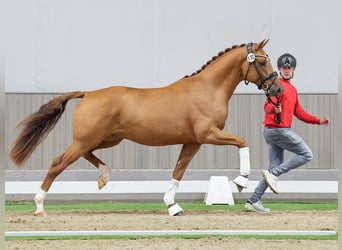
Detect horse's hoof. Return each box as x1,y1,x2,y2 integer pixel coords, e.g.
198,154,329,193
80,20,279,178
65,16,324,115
173,211,183,216
98,166,111,190
236,184,244,193
98,176,107,190
34,210,47,217
233,175,248,192
168,203,183,216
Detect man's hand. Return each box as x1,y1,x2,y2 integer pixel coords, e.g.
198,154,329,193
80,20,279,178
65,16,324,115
274,105,281,113
320,118,330,125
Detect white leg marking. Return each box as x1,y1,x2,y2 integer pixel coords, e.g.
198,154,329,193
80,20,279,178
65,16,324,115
98,164,112,189
34,188,47,216
163,179,179,206
239,147,250,176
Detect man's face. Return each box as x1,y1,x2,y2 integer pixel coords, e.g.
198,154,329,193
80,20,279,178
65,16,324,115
279,66,295,80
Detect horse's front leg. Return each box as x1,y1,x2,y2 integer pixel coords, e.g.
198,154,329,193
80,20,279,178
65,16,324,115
206,127,250,192
164,144,201,216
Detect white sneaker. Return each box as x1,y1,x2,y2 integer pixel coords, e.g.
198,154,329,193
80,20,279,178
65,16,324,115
244,201,270,213
262,170,279,194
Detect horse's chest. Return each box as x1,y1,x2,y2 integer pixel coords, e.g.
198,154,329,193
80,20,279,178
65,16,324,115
209,109,228,129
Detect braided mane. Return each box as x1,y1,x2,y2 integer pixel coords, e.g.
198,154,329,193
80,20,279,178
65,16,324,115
184,43,246,78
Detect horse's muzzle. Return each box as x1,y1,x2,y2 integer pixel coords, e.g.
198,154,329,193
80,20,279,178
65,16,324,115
269,78,283,97
276,85,283,96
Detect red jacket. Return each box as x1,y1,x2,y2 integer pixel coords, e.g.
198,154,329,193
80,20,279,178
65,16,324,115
263,78,320,128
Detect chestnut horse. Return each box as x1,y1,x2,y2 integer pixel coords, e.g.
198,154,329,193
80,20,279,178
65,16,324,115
9,39,282,216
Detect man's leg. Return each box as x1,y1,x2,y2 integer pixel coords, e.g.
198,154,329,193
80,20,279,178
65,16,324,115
269,129,313,176
246,128,284,210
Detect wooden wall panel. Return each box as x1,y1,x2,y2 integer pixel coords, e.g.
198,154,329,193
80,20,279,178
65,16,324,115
5,93,337,171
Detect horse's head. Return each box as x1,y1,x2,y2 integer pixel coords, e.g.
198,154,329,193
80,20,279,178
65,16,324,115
242,39,283,97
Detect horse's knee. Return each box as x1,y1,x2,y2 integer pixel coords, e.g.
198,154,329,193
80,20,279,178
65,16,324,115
239,138,249,148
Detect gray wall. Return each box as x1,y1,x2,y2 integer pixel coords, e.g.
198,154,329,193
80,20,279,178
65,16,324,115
5,0,339,94
6,93,337,172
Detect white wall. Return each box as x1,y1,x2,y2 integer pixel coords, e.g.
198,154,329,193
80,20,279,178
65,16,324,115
4,0,339,93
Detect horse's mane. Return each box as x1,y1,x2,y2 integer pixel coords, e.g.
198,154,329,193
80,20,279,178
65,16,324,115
183,43,246,78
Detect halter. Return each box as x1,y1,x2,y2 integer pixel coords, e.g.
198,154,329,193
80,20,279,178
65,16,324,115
244,42,281,124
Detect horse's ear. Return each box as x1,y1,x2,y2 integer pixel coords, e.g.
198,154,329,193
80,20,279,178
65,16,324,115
258,39,270,49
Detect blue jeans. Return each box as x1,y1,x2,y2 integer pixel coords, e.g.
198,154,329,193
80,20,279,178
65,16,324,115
248,127,313,204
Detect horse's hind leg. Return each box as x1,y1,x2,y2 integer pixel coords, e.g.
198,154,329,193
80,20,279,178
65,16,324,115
83,151,112,189
164,144,201,216
34,143,84,216
82,138,123,189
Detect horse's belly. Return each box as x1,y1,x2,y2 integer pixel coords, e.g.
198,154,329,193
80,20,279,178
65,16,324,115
123,126,196,146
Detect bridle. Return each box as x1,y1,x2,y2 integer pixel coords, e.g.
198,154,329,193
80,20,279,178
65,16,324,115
244,42,281,124
244,42,278,93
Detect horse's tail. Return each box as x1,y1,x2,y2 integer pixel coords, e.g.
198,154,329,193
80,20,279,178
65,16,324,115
9,91,85,167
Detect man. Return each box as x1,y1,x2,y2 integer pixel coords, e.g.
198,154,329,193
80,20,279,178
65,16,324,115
244,53,330,212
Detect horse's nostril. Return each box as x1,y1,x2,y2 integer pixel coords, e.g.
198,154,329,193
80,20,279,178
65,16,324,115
277,87,283,95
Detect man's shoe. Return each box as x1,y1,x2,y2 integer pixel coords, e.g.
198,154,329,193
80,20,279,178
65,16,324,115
244,201,270,213
262,170,279,194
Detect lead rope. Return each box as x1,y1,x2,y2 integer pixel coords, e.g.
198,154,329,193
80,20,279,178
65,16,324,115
267,95,281,124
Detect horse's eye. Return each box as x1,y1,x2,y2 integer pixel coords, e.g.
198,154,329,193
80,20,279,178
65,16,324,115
259,61,266,66
259,55,269,66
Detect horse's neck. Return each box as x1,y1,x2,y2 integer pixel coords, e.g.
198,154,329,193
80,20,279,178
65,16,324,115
202,48,245,100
